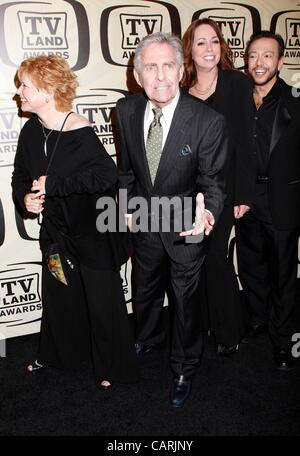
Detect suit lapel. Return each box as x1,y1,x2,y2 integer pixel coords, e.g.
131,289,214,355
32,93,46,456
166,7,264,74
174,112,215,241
130,94,153,188
270,99,291,154
154,91,193,189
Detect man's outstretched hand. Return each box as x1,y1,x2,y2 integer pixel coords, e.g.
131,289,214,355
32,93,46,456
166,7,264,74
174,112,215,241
179,192,215,237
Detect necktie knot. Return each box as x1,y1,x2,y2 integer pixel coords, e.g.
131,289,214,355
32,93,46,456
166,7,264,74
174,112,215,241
152,107,163,126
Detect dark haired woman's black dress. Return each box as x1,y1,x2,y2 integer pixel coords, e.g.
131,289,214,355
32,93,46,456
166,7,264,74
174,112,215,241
199,69,253,350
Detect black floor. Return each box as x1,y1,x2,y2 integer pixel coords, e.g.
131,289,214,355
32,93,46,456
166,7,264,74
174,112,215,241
1,316,299,438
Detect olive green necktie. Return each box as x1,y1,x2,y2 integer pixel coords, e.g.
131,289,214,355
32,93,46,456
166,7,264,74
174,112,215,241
146,107,163,184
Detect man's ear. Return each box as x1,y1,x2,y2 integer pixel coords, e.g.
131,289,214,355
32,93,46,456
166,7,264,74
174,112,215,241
134,69,142,87
179,65,184,83
278,55,284,72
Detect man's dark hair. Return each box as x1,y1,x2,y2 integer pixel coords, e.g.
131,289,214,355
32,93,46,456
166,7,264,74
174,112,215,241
245,30,285,58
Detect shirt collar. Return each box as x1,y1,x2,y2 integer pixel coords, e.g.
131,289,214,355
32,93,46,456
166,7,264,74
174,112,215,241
146,89,180,125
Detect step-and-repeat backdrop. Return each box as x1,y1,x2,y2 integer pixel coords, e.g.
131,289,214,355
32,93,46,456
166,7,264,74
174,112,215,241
0,0,299,339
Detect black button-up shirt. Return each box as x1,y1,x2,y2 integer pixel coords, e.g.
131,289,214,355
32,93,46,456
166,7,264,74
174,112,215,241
252,79,281,175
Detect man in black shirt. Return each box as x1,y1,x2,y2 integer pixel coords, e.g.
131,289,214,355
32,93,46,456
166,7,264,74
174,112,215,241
237,31,300,370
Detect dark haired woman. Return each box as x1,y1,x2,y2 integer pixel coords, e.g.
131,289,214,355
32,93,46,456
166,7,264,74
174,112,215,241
182,19,253,354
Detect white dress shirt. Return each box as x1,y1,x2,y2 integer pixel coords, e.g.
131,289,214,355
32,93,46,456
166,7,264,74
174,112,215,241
143,90,180,148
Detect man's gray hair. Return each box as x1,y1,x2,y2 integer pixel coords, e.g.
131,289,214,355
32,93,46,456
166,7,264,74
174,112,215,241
134,32,184,71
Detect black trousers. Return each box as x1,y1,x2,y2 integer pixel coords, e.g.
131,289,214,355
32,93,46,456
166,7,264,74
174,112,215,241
39,258,139,383
237,206,298,349
203,204,247,346
132,231,205,379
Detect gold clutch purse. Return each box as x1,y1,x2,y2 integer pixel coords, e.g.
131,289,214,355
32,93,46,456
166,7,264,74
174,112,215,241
45,243,73,286
47,251,68,286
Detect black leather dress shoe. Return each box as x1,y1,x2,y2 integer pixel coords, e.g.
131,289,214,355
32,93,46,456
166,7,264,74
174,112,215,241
242,323,267,343
170,375,192,408
274,349,295,371
135,343,153,356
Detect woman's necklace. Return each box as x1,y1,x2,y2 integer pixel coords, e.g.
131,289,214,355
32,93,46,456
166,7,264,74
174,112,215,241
41,123,54,156
193,72,218,95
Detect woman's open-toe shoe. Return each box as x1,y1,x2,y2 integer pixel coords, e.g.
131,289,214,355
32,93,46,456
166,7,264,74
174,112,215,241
27,360,44,372
100,380,112,390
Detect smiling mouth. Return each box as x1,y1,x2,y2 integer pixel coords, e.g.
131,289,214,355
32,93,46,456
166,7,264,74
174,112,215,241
254,68,267,75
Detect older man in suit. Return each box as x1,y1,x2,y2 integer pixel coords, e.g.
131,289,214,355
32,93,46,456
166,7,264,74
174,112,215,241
116,32,227,407
238,31,300,371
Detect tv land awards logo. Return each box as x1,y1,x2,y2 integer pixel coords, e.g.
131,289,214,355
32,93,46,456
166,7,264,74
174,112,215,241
209,15,245,49
120,13,163,50
285,18,300,52
270,11,300,68
0,102,25,168
0,0,89,70
74,89,129,157
0,267,42,329
100,0,181,66
17,10,68,51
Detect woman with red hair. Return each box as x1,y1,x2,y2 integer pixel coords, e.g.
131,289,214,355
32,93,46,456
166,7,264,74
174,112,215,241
12,55,138,388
